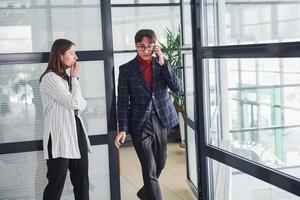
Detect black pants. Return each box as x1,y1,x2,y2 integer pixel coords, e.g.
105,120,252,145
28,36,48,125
43,116,89,200
132,112,169,200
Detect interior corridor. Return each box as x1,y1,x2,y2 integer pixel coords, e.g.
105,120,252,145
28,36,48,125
120,143,196,200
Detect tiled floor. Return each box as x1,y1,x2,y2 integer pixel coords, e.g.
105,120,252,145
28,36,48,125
119,143,196,200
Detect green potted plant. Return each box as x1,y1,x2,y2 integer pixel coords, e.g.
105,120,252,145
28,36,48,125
158,27,185,147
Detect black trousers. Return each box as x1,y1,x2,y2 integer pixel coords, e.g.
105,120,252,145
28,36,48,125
43,116,89,200
132,111,169,200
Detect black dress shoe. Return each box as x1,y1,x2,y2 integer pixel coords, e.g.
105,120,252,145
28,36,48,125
137,188,144,200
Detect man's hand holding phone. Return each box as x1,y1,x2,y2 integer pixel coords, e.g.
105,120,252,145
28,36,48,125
153,46,164,66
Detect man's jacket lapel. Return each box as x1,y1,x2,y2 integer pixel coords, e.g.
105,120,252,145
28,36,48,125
131,57,152,93
152,58,161,93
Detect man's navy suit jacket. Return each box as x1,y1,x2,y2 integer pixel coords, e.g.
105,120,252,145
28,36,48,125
117,56,183,136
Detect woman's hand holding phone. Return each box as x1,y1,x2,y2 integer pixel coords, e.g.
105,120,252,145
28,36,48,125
70,61,80,78
153,46,164,66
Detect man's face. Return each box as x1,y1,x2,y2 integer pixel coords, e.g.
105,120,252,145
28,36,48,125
135,37,155,61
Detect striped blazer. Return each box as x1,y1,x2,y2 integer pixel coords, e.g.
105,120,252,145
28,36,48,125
117,56,182,136
40,72,91,159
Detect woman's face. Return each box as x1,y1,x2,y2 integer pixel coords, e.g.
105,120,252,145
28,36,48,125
61,45,78,68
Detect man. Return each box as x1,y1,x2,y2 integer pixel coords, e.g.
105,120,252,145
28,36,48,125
115,29,182,200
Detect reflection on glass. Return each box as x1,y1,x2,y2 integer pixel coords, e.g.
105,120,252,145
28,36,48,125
182,1,192,45
83,98,107,136
0,145,110,200
0,151,46,200
111,0,180,4
204,0,217,46
112,6,180,50
187,126,198,188
0,64,46,143
79,61,107,135
114,53,137,96
208,59,218,122
184,53,194,120
0,61,107,143
50,0,100,5
205,58,300,178
208,159,300,200
0,0,100,6
0,3,102,53
202,0,300,46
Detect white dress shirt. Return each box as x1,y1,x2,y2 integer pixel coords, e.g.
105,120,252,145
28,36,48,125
40,72,91,159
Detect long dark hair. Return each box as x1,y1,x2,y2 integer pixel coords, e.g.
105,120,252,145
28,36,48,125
39,39,75,83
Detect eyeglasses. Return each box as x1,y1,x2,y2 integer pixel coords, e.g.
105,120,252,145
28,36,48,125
137,45,155,51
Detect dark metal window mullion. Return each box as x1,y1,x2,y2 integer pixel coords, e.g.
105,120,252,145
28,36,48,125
111,3,180,7
0,135,109,155
201,41,300,59
205,145,300,196
191,0,209,200
0,51,105,65
101,0,121,200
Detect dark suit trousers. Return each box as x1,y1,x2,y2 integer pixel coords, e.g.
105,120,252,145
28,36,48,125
43,115,89,200
132,111,168,200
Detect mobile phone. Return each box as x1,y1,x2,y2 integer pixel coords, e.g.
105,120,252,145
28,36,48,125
155,53,159,60
153,45,159,60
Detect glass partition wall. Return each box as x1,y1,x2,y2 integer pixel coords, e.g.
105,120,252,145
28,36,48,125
111,0,199,198
181,0,200,195
111,1,182,142
193,0,300,199
0,1,119,200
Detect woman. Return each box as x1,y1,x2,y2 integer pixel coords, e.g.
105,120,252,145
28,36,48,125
39,39,91,200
